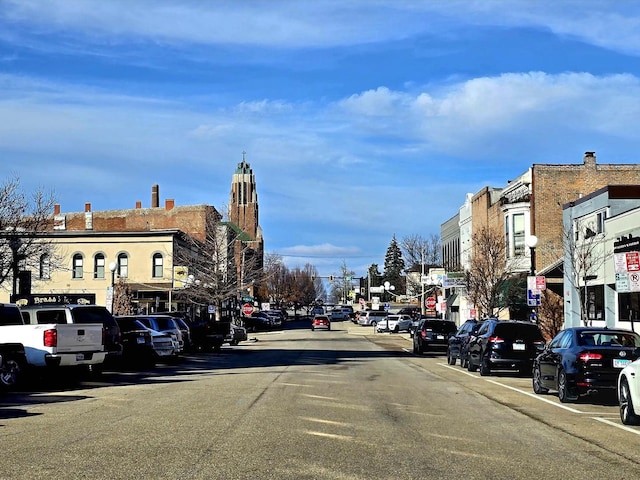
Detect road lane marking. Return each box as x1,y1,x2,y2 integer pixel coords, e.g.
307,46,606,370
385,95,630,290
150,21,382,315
299,416,351,427
594,417,640,434
303,394,339,401
304,430,353,441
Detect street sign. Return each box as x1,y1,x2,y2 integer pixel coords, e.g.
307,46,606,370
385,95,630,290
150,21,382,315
242,303,254,316
527,289,541,307
425,296,437,309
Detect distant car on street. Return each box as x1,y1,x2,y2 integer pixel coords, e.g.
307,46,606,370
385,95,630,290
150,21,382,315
376,314,413,333
311,315,331,331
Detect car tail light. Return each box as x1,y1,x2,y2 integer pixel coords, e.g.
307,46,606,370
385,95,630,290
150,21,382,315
578,352,603,362
44,329,57,347
489,336,504,343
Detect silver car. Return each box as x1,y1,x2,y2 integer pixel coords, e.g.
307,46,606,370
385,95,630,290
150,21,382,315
376,314,413,333
357,310,388,327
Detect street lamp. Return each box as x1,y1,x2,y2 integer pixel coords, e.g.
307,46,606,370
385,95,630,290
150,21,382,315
109,261,118,287
525,235,538,322
383,281,395,332
525,235,538,277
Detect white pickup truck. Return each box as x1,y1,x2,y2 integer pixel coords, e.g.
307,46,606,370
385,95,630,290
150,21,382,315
0,303,106,371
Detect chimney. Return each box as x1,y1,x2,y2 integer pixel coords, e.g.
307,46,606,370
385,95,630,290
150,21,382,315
165,199,175,211
135,201,142,209
85,203,91,212
584,151,596,167
152,184,159,208
54,204,61,215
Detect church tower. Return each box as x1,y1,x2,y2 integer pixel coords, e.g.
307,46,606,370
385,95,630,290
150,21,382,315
229,152,261,241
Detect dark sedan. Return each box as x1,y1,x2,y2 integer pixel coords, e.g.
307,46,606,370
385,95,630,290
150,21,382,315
114,316,157,368
533,327,640,403
447,319,485,367
467,319,545,376
412,319,457,355
242,311,273,332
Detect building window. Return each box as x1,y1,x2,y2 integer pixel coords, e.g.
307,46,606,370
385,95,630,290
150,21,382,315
152,253,163,278
39,254,50,280
94,254,105,279
118,253,128,278
596,211,606,234
513,213,525,256
72,254,83,279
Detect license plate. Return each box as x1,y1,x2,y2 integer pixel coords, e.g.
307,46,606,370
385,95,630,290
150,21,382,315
76,353,84,361
437,335,444,340
137,337,146,344
614,359,631,368
513,344,525,351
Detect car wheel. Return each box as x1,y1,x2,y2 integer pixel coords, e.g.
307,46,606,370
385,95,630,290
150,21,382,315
532,365,549,394
230,340,239,346
446,349,456,366
479,355,491,376
311,327,315,331
393,326,399,333
467,355,478,372
620,377,640,425
0,356,22,390
460,354,468,369
557,369,577,403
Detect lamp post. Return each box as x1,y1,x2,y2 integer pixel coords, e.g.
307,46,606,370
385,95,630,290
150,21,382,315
525,235,538,277
109,261,117,287
9,237,22,298
383,281,395,332
108,261,117,313
525,235,538,322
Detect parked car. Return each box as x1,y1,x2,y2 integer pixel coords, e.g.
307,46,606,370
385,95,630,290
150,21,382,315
412,319,457,354
618,355,640,425
20,304,123,366
330,307,352,322
447,319,485,367
115,316,175,362
397,306,421,320
225,324,248,346
135,315,184,354
467,319,545,376
264,310,283,329
311,315,331,331
310,306,325,316
533,326,640,403
168,315,193,352
376,314,413,333
357,310,388,327
243,311,273,332
113,316,157,368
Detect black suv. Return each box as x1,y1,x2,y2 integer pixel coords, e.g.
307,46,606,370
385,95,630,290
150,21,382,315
412,319,457,355
447,319,485,367
467,319,545,376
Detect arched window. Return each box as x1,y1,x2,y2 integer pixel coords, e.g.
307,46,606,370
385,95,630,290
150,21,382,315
94,253,105,279
118,253,128,278
152,253,163,278
72,254,83,279
39,254,50,280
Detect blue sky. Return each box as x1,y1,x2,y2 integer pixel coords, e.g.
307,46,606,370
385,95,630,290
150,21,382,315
2,1,640,279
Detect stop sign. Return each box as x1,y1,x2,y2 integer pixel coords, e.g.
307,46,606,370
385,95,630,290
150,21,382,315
425,297,437,309
242,303,254,316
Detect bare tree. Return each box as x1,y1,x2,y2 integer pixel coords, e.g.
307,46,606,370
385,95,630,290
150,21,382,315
112,277,135,316
0,176,58,298
329,261,355,304
563,216,611,326
401,233,441,269
465,226,512,318
172,207,263,319
538,289,564,340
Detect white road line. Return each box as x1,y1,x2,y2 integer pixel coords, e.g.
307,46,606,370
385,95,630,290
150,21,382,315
594,417,640,435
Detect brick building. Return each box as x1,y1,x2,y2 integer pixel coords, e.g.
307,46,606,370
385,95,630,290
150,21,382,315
4,159,264,315
442,151,640,321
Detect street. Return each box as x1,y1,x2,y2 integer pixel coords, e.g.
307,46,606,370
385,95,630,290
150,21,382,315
1,319,639,480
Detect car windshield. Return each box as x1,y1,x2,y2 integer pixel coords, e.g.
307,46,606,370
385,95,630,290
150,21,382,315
578,331,640,347
493,323,543,341
425,320,456,333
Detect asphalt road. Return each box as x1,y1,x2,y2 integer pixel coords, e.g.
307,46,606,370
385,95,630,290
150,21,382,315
1,319,639,480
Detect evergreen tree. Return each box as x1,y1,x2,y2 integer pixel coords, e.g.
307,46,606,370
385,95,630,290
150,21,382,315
383,235,405,295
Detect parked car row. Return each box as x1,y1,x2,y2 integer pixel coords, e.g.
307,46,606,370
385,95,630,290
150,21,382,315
443,318,640,425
